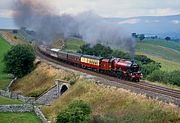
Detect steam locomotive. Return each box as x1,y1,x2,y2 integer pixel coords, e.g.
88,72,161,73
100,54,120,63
38,45,142,82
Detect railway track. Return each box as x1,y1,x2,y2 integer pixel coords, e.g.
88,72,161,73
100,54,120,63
35,48,180,105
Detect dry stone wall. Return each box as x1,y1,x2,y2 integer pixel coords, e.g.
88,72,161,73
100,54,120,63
0,104,33,112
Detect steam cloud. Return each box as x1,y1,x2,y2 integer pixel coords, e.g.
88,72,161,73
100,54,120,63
13,0,136,58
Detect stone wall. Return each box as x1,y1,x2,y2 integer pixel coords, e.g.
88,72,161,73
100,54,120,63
0,104,33,112
34,106,51,123
0,90,35,103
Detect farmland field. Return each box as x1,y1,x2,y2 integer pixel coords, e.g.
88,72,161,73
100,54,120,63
0,36,12,89
136,42,180,62
0,112,41,123
140,39,180,52
137,52,180,72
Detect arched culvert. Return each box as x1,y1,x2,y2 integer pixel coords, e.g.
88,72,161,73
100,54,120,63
60,85,68,95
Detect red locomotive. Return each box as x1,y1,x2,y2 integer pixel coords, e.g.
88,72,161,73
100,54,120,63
38,46,142,82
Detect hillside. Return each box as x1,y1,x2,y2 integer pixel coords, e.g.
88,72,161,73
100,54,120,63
64,38,85,52
0,36,12,89
42,79,180,123
9,61,180,123
140,39,180,52
11,63,79,97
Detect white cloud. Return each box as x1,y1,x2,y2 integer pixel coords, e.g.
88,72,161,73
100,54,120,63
148,8,180,16
172,20,180,24
118,19,141,24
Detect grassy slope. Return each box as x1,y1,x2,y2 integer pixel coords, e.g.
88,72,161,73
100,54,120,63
11,63,79,97
0,36,12,89
141,39,180,52
64,38,85,52
136,42,180,62
43,80,180,123
137,52,180,72
0,112,41,123
0,96,24,104
1,32,26,45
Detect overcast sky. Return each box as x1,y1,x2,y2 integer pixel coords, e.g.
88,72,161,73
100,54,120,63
0,0,180,18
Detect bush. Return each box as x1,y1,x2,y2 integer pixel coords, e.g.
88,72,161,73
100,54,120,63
112,50,130,59
3,44,35,78
135,55,155,64
140,62,161,77
148,70,180,86
147,70,166,82
56,100,92,123
166,71,180,86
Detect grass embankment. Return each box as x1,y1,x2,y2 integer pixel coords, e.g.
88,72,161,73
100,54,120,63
0,96,24,105
43,79,180,123
64,38,85,52
0,112,41,123
0,36,12,89
11,63,79,97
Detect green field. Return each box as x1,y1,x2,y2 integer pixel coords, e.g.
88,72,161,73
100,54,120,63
0,96,24,105
0,36,12,89
141,39,180,52
64,38,85,52
136,42,180,62
0,112,41,123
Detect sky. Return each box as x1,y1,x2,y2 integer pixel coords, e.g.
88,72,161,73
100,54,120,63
0,0,180,18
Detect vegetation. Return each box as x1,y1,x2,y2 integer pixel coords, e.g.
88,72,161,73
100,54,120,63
136,41,180,62
0,36,12,89
43,80,180,123
64,38,85,52
4,44,35,78
148,70,180,86
11,63,79,97
165,36,171,41
56,100,91,123
0,96,24,104
138,39,180,52
0,112,41,123
137,53,180,72
138,34,145,41
79,43,113,57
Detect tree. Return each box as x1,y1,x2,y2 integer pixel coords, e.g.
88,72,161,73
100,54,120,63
138,34,145,41
135,55,154,64
56,100,92,123
79,43,113,57
165,36,171,41
4,44,35,78
132,33,137,38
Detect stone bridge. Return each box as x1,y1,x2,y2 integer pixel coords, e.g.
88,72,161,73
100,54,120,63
35,80,70,105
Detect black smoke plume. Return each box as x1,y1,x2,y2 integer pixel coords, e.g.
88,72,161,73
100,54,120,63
13,0,136,58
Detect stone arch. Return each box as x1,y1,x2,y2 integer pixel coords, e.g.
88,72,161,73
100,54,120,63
55,80,70,95
60,84,68,95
